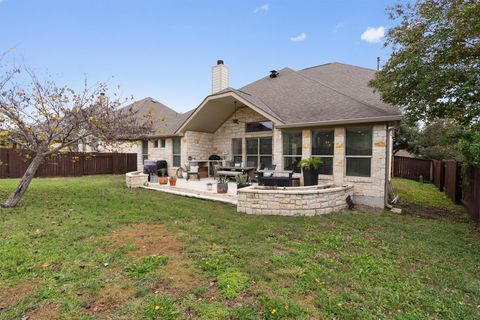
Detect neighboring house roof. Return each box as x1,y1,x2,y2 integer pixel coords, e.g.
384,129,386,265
123,97,192,138
176,62,401,133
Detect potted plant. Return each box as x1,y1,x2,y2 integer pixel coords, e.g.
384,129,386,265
217,176,229,194
298,157,322,186
159,168,168,184
206,182,213,191
169,175,177,187
235,172,251,189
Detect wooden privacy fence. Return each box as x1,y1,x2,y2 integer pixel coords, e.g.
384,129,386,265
393,156,433,181
0,149,137,178
393,155,480,223
462,166,480,223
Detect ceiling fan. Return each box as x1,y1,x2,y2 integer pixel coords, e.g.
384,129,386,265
232,100,244,124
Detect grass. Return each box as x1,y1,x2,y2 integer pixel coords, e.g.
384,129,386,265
0,175,479,319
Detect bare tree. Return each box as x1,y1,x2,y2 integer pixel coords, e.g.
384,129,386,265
0,66,152,208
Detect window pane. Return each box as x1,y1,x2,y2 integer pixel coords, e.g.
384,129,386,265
173,155,181,167
246,121,273,132
142,155,148,163
246,156,258,168
312,129,334,155
317,157,333,175
346,158,371,177
346,127,372,156
172,137,181,154
153,140,158,148
232,138,242,155
233,155,242,163
284,156,302,173
259,137,272,155
142,140,148,154
282,132,302,155
246,138,258,155
160,139,166,148
259,156,272,169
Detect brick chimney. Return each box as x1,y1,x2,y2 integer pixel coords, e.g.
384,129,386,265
211,60,229,94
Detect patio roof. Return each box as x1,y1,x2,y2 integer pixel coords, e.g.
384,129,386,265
176,90,284,133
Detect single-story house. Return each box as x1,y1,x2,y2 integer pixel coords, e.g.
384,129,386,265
133,61,401,208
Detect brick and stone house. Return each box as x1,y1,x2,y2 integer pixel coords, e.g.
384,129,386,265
133,60,401,208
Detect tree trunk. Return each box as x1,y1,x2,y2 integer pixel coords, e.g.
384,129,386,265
2,154,44,208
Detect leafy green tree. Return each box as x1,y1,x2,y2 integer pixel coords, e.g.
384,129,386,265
370,0,480,126
393,122,420,154
416,119,463,160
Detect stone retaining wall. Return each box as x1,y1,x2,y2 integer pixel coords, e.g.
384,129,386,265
237,184,354,216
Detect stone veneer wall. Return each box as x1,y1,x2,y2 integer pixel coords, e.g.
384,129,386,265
136,138,175,176
212,107,274,162
237,184,354,216
182,131,214,163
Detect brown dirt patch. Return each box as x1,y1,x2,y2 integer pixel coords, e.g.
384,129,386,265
105,223,183,257
398,201,469,222
28,303,60,320
104,224,201,294
89,282,136,314
0,280,40,311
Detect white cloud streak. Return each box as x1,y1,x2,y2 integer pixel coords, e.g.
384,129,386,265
360,26,385,43
253,4,269,14
290,32,307,42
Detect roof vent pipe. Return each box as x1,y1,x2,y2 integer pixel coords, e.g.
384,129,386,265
269,70,279,78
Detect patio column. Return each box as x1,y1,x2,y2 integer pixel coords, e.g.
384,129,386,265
301,129,311,159
333,127,345,185
272,127,283,170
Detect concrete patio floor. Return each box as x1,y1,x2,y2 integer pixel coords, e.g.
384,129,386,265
141,178,240,205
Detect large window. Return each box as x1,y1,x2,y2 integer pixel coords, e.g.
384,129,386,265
245,121,273,133
232,138,242,164
172,137,181,167
246,137,272,169
142,140,148,164
283,131,302,173
312,129,334,175
345,127,372,177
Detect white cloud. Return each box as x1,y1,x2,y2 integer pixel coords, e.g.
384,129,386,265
253,4,269,14
290,32,307,42
360,26,385,43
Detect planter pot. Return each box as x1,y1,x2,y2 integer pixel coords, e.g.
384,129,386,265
169,179,177,187
302,168,319,186
237,183,251,190
159,176,168,185
217,183,228,194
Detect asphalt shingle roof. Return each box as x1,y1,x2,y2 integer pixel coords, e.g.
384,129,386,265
238,62,400,125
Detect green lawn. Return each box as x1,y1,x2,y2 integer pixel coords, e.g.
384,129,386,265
0,176,479,319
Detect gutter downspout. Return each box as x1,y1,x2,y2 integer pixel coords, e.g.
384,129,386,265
385,125,395,209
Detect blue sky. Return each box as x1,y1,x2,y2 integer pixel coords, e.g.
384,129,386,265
0,0,399,112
